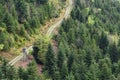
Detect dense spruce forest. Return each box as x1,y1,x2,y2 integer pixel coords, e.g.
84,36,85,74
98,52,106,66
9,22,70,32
45,0,120,79
0,0,64,51
0,0,120,80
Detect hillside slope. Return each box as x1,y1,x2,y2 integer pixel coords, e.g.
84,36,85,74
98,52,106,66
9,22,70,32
0,0,65,51
43,0,120,79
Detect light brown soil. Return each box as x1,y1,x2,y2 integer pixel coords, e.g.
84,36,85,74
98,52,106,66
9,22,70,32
15,55,33,68
15,55,43,74
37,64,43,74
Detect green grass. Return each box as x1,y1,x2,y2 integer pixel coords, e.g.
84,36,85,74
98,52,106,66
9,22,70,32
107,34,119,44
88,15,95,25
105,31,119,44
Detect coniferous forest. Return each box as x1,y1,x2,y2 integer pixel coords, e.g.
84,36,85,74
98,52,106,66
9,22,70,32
0,0,120,80
0,0,64,51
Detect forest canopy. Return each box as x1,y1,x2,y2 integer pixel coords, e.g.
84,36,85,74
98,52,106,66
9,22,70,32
0,0,120,80
42,0,120,79
0,0,64,51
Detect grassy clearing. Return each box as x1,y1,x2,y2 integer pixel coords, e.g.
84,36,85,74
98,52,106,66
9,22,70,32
107,33,119,44
105,31,119,44
88,15,95,25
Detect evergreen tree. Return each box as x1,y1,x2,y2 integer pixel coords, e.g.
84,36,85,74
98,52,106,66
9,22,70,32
53,71,61,80
29,17,40,28
99,60,112,80
18,67,28,80
57,42,65,70
74,61,88,80
66,72,75,80
87,61,99,80
3,12,15,33
0,68,2,79
99,32,109,53
15,0,28,23
33,35,49,63
60,63,68,80
109,43,120,62
67,53,74,72
117,74,120,80
36,0,48,4
18,67,24,79
19,25,26,36
44,44,57,79
1,59,8,79
84,47,93,67
7,66,16,80
110,75,117,80
27,61,39,80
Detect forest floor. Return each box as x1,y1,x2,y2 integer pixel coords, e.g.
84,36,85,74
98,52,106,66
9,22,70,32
15,55,43,74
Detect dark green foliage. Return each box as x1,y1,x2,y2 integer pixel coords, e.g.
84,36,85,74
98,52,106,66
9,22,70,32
29,17,40,28
18,67,25,79
15,0,29,23
74,61,88,80
59,63,68,80
0,59,40,80
87,61,99,80
67,53,74,72
33,35,50,64
3,12,15,33
45,0,120,79
19,25,26,36
33,46,40,63
108,44,120,62
7,66,17,80
18,67,28,80
1,0,120,79
27,0,36,3
0,31,13,51
99,62,112,80
0,59,17,79
66,72,75,80
44,44,57,79
53,71,61,80
57,42,65,70
99,32,109,53
27,61,39,80
36,0,48,4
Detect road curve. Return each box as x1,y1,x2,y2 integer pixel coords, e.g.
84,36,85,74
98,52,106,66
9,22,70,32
47,0,74,37
8,0,74,66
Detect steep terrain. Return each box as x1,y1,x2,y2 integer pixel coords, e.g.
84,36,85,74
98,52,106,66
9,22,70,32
0,0,66,50
1,0,120,80
0,0,66,60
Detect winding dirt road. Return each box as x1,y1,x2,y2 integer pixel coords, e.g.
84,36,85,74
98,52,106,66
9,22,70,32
8,0,74,66
47,0,73,36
